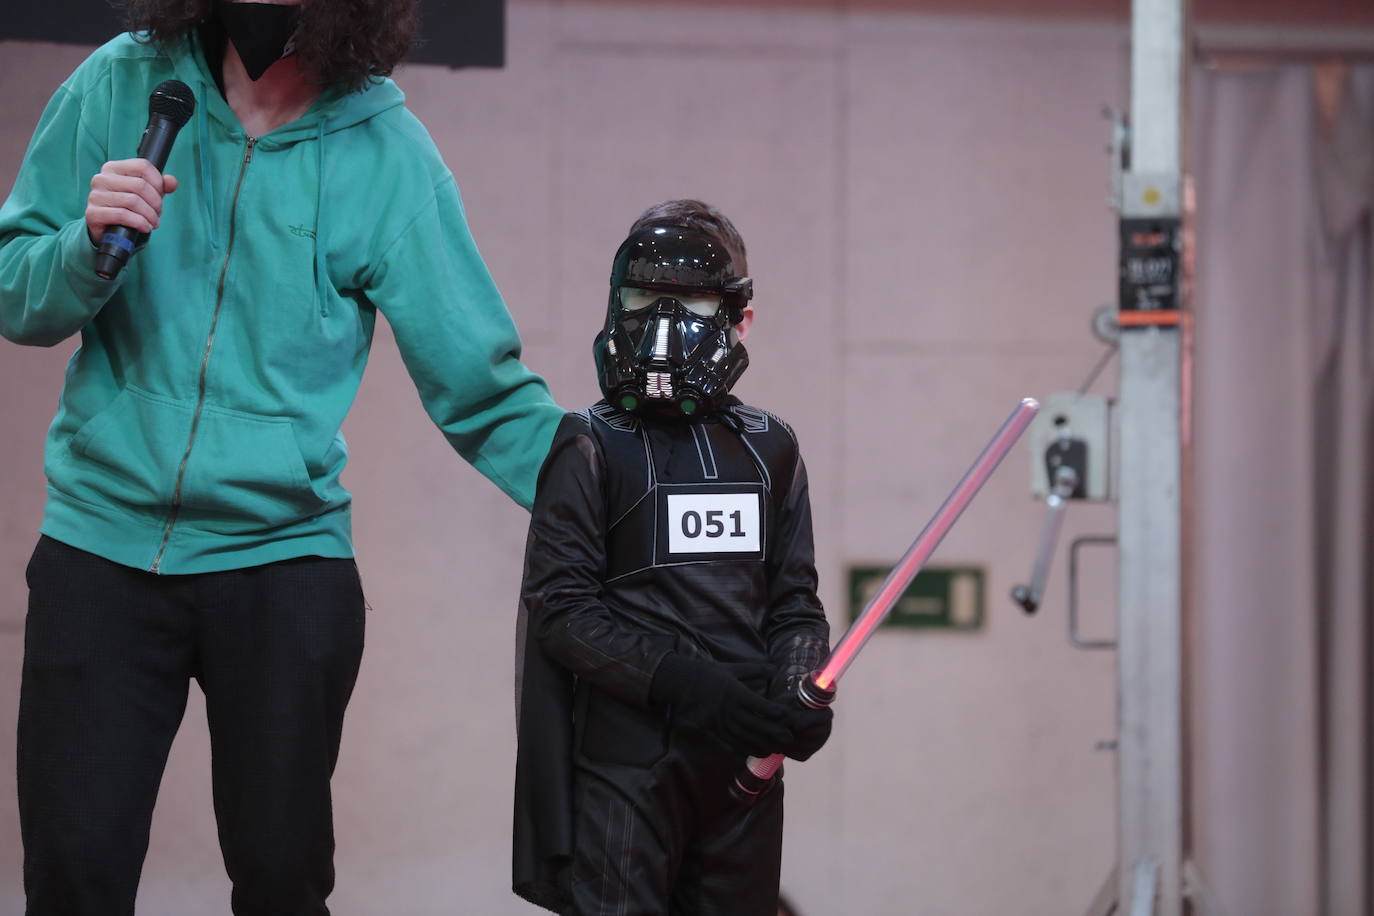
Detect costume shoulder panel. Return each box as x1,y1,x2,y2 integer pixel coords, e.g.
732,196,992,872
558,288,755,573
588,400,641,434
720,402,801,503
728,403,799,449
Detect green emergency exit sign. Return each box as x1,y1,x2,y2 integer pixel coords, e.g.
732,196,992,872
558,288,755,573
847,565,985,631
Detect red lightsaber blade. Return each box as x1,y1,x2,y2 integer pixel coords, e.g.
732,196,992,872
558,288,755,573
732,397,1040,800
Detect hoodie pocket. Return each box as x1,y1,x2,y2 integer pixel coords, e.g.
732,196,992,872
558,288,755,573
60,386,192,510
176,404,327,534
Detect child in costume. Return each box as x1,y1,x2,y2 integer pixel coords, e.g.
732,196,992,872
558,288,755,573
513,200,833,915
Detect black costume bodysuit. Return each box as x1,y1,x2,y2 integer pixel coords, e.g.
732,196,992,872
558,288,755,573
513,399,829,916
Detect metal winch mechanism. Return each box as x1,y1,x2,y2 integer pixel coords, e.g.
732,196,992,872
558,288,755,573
1010,306,1120,653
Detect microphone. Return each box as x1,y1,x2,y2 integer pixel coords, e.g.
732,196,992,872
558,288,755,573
94,80,196,280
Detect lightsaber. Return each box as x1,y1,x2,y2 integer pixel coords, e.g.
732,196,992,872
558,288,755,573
732,397,1040,800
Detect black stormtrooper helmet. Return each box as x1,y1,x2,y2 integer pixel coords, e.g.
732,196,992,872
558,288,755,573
594,224,753,417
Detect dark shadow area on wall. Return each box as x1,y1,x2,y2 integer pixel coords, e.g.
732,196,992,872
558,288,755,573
0,0,506,68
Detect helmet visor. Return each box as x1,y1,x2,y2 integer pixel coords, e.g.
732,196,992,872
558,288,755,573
619,286,722,318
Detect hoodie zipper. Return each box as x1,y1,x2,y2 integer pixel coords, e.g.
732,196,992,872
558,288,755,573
150,137,257,573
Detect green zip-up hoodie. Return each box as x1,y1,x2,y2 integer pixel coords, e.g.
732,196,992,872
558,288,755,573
0,33,563,574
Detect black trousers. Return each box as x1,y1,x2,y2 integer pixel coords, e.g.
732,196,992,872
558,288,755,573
17,536,366,916
570,686,784,916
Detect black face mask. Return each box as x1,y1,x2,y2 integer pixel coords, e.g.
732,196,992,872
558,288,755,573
594,226,754,418
215,1,301,81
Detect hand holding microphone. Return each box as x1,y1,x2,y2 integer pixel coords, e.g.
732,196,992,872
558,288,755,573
86,160,178,248
88,80,195,280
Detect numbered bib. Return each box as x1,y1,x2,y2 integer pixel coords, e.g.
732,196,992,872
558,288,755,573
657,484,766,561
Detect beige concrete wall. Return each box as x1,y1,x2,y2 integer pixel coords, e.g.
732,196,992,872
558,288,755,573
0,5,1129,913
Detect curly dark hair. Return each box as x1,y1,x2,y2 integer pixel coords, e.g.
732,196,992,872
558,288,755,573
123,0,419,92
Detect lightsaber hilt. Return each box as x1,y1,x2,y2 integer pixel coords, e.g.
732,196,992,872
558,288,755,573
730,673,836,802
729,397,1040,803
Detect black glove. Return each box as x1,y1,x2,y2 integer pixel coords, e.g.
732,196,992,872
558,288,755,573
650,653,795,757
767,632,828,700
778,705,832,761
766,632,833,761
720,660,771,695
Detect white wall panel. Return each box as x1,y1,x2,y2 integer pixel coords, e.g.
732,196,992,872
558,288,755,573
0,5,1128,913
844,16,1127,350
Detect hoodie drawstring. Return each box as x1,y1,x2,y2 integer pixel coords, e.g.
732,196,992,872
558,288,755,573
196,96,220,250
314,118,329,317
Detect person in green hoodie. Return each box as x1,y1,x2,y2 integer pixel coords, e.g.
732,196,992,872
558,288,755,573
0,1,562,913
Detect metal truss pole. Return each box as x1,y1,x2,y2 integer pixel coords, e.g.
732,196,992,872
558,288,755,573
1116,0,1189,912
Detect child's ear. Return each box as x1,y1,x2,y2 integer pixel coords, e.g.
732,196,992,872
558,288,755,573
735,305,756,343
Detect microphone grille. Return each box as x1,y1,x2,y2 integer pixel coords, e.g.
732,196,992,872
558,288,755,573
149,80,196,126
